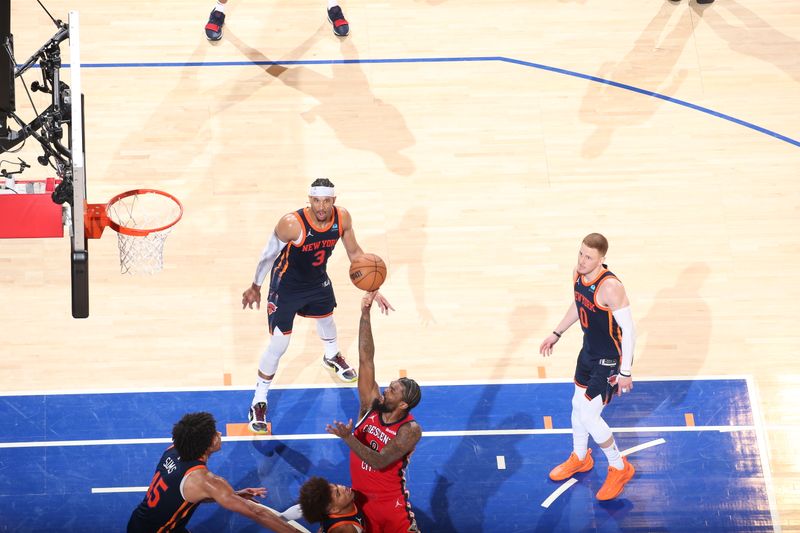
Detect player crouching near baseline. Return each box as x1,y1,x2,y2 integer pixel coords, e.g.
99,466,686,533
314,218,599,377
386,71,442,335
326,291,422,532
539,233,636,500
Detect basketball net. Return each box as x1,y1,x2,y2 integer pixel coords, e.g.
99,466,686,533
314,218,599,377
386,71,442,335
105,191,182,275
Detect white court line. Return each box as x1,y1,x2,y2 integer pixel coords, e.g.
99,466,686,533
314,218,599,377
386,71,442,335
746,376,782,531
540,438,666,508
497,456,506,470
0,425,756,449
0,375,753,396
620,438,666,457
541,479,578,508
92,486,149,494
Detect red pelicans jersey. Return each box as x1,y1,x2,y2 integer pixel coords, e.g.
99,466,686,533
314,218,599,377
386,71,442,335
350,410,416,498
574,266,623,358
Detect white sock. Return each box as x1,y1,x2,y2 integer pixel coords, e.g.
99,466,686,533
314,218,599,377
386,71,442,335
327,0,339,9
600,440,624,470
214,1,226,13
317,316,340,359
252,377,272,405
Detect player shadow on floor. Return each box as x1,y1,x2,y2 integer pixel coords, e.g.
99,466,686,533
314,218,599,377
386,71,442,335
419,308,545,531
420,386,536,531
579,0,692,158
692,0,800,84
636,262,711,408
225,29,417,177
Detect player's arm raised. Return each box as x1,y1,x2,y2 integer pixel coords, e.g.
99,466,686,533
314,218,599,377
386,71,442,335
184,470,299,533
242,214,302,310
356,291,381,416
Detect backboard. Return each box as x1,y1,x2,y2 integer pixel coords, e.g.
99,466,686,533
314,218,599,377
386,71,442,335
69,10,89,319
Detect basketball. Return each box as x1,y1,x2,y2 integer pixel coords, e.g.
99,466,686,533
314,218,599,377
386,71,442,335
349,253,387,291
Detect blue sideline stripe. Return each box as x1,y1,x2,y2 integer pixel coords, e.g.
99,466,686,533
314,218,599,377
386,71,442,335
33,54,794,149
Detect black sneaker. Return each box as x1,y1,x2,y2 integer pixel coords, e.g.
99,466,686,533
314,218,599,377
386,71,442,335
205,10,225,41
248,401,269,433
327,6,349,37
323,352,357,382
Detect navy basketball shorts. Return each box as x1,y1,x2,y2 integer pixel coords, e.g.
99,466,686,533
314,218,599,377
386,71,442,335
574,348,619,404
267,281,336,335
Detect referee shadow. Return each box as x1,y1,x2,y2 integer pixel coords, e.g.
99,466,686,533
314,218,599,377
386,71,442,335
226,29,416,176
579,1,692,158
692,0,800,84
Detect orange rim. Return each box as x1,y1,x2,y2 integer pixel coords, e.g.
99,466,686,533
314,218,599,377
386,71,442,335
104,189,183,237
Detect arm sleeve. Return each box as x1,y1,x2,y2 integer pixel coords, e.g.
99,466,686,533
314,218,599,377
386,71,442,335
253,232,288,286
612,306,636,375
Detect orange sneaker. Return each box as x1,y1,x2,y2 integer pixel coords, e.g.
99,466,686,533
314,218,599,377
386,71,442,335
596,457,635,500
549,449,594,481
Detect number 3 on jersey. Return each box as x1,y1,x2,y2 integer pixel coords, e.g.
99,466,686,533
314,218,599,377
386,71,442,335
312,250,326,266
146,472,168,507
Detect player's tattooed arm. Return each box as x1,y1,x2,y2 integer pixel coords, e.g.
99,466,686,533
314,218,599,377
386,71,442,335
344,421,422,470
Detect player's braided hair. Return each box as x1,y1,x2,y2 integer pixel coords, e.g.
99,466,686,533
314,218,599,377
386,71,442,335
399,377,422,411
310,178,335,188
172,412,217,461
298,476,333,523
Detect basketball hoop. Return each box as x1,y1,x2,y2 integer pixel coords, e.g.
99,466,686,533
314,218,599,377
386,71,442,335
86,189,183,275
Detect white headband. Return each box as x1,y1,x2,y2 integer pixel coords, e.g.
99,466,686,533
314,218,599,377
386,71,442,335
309,186,336,197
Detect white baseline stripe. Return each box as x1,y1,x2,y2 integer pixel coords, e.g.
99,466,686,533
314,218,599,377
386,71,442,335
0,426,754,449
541,478,578,508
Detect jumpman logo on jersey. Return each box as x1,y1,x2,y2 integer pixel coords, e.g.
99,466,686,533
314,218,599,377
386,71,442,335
395,499,403,508
307,230,313,238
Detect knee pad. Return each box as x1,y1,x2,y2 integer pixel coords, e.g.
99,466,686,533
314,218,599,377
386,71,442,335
577,394,613,444
258,327,291,376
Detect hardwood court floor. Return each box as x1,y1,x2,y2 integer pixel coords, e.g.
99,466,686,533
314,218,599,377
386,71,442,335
4,0,800,529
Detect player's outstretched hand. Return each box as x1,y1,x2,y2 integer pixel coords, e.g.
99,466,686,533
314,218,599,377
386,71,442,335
242,284,262,310
373,291,394,315
325,419,354,439
235,487,267,501
539,333,560,357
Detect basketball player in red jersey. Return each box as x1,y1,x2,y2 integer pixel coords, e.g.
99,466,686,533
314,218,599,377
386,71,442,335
127,412,298,533
326,291,422,532
242,179,391,433
539,233,636,500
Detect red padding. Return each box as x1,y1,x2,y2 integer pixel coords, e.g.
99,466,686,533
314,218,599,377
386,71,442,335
0,193,63,238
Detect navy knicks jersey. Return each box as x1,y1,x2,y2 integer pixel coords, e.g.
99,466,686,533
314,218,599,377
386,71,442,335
574,266,622,358
270,207,343,291
127,447,206,533
322,502,365,532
